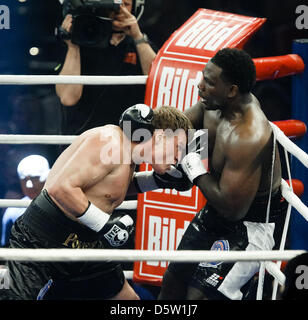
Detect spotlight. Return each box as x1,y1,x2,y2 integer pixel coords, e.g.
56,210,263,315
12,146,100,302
29,47,40,56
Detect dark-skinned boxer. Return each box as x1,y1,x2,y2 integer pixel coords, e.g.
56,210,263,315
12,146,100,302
158,48,288,300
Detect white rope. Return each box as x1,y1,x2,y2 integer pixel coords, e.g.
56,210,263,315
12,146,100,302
264,261,286,286
0,75,148,85
0,199,137,210
281,178,308,221
0,249,305,262
269,122,308,168
0,134,76,145
272,147,294,300
256,128,277,300
1,122,307,155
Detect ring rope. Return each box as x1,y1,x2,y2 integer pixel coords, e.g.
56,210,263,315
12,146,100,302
0,75,148,86
281,179,308,221
270,122,308,168
0,134,76,145
0,199,137,211
272,146,296,299
1,122,308,163
264,261,286,286
1,180,307,220
257,129,277,300
0,249,305,263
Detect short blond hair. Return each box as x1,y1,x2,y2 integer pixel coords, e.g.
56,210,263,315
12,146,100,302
152,106,193,136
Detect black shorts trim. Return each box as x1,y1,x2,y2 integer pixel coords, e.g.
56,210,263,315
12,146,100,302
37,265,125,300
21,189,100,246
8,190,124,300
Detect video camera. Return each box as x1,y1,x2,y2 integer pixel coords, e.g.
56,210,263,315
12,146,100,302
56,0,145,48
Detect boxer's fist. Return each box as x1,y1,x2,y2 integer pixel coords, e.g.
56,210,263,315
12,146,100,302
99,213,134,248
153,165,192,191
180,152,208,184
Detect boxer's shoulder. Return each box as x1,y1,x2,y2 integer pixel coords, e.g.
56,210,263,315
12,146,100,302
78,125,123,146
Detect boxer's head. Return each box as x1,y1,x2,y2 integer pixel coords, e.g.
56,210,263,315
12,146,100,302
120,105,192,174
198,48,256,111
151,106,192,173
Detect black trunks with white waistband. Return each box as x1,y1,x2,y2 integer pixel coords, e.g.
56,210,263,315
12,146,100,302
6,189,125,300
167,188,288,300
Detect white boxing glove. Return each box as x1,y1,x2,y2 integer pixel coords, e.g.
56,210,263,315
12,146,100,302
180,152,208,183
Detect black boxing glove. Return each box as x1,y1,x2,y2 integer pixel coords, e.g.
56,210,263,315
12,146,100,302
153,165,193,191
77,203,134,248
133,165,192,192
119,104,154,141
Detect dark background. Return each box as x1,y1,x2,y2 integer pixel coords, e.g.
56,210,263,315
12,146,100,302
0,0,307,248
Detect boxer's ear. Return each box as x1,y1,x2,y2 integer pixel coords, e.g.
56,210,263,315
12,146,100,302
227,84,239,98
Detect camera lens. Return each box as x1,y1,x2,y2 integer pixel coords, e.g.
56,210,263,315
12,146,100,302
71,14,113,48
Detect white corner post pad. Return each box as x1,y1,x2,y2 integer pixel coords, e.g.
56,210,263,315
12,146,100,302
133,171,158,192
181,152,208,183
77,202,110,232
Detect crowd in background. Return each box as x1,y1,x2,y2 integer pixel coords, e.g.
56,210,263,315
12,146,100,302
0,0,306,248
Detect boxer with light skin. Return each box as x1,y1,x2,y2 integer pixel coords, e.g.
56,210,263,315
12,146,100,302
7,104,193,300
45,110,188,220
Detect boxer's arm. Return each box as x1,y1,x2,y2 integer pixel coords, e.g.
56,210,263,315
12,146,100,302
184,101,204,129
195,159,261,220
48,134,114,218
126,176,139,195
182,130,263,220
126,165,193,195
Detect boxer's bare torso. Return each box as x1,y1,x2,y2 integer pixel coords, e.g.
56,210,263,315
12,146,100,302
44,125,135,221
185,95,282,219
188,97,281,190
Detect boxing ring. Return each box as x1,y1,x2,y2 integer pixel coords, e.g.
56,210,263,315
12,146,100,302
0,9,308,300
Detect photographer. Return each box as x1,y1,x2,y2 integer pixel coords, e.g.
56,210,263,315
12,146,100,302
56,0,156,135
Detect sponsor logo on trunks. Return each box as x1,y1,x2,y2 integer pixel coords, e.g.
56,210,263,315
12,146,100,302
0,5,10,30
104,224,129,247
295,5,308,29
199,240,230,268
205,273,223,287
0,266,10,289
62,233,101,249
37,279,53,300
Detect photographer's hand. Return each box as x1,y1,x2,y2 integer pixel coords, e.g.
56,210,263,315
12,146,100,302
112,5,156,75
61,14,79,49
112,5,142,40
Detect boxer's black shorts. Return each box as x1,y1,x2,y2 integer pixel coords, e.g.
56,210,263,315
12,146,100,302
167,189,288,300
7,190,125,300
